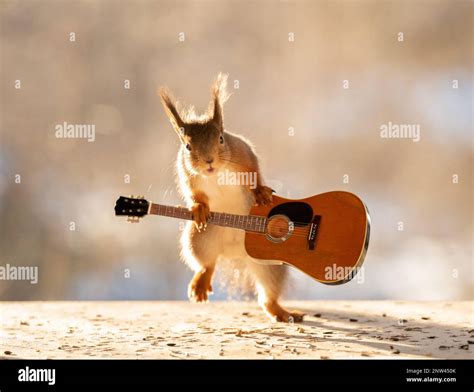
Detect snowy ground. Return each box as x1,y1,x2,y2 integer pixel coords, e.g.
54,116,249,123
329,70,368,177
0,301,472,359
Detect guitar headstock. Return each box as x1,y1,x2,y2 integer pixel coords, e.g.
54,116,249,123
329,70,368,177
115,195,150,223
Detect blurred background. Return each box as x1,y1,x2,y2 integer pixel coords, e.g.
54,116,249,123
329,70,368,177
0,0,472,301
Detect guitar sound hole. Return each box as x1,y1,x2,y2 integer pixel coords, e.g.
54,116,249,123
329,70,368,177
265,214,293,243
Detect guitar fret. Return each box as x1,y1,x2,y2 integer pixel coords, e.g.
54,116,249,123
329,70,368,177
259,217,266,233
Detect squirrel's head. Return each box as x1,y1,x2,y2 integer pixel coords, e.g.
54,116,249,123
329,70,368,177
160,73,230,177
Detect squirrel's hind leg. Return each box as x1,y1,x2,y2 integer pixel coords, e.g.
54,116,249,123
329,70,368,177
248,262,305,322
181,222,221,303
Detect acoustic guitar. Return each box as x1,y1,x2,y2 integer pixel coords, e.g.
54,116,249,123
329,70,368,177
114,191,370,284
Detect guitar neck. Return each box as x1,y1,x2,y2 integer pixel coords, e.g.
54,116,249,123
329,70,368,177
149,203,266,233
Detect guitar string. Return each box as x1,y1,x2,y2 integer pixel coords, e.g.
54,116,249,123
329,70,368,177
127,206,318,236
126,211,314,238
125,216,317,237
126,213,314,238
124,205,320,237
147,211,316,236
128,217,313,238
126,201,316,226
149,207,318,227
148,214,315,238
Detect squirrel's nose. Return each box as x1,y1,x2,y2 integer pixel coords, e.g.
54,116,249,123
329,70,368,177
206,158,214,164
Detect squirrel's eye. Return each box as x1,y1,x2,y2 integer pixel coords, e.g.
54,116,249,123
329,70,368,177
185,143,191,151
219,135,224,144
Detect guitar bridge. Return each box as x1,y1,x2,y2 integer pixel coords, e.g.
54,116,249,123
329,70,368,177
307,215,321,250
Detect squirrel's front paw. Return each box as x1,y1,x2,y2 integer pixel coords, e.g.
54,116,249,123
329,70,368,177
252,185,274,206
191,202,210,232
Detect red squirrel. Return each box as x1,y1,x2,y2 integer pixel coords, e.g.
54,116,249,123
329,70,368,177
159,74,304,322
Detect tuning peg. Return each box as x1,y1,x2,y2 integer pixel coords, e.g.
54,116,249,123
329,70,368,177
126,216,141,223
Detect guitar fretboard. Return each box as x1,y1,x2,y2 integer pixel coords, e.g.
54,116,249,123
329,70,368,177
149,203,267,233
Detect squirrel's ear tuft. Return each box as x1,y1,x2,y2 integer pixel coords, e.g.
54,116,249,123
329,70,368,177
159,87,185,134
210,73,230,129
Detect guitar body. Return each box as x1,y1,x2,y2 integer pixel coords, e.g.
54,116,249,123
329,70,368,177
115,190,370,285
244,191,370,284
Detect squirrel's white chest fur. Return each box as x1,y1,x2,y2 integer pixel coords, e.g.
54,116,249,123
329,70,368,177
194,173,254,214
192,173,254,260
